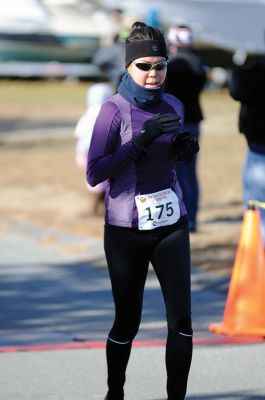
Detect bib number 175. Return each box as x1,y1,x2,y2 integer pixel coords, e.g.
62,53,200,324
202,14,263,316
135,189,180,230
145,202,174,221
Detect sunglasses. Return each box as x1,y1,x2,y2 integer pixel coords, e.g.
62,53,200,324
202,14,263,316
133,60,168,72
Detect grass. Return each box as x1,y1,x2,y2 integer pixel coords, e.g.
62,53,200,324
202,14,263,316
0,79,88,119
0,80,246,274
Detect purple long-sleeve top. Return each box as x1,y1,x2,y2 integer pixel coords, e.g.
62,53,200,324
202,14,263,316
87,92,187,228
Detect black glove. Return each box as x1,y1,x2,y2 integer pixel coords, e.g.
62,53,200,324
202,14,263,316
133,113,181,148
172,131,200,163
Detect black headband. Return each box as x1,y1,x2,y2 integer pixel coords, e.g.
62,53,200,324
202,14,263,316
125,39,168,67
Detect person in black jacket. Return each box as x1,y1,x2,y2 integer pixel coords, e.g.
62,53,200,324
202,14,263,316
165,24,207,232
229,55,265,246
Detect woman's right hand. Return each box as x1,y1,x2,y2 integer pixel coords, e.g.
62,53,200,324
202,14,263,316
133,113,181,148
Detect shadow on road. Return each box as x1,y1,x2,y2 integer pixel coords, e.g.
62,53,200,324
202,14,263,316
0,256,228,346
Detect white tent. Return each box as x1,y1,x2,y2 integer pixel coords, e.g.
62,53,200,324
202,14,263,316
2,0,264,53
99,0,265,54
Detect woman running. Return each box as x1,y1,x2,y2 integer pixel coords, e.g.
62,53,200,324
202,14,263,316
87,21,199,400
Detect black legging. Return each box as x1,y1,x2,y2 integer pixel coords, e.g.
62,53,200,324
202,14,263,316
104,216,193,400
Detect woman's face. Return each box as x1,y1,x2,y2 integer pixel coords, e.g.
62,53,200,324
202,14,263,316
127,56,168,89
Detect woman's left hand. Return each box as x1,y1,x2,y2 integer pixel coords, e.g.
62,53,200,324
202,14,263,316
172,131,200,163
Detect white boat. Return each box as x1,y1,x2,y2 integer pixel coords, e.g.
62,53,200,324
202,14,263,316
1,0,265,77
0,0,111,63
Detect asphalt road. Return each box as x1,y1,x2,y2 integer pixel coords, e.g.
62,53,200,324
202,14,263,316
0,219,264,400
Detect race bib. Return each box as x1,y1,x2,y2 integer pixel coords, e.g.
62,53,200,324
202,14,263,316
135,188,180,230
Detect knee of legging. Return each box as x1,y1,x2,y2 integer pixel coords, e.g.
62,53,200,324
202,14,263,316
168,314,193,337
109,320,140,342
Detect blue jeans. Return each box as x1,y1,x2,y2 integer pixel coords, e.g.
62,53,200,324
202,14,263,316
177,123,200,230
243,149,265,246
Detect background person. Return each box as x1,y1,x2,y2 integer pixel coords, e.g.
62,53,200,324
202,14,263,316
229,54,265,246
74,82,114,215
165,24,207,232
87,21,199,400
92,32,127,92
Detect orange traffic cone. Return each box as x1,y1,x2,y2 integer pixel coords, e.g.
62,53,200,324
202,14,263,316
209,202,265,337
